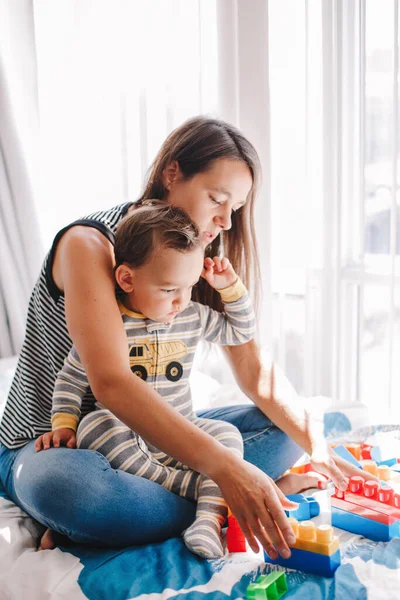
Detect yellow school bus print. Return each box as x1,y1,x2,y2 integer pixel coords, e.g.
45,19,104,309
129,338,187,382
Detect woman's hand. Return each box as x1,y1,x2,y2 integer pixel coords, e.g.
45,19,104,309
201,256,237,290
310,445,380,490
35,428,77,452
213,454,299,559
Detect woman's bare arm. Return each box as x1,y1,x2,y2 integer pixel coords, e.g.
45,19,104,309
222,340,377,486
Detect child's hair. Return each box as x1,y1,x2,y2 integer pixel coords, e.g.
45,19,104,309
114,201,201,269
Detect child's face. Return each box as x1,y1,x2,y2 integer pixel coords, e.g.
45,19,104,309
125,246,204,323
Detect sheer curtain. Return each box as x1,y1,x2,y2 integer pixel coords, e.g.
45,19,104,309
0,0,44,358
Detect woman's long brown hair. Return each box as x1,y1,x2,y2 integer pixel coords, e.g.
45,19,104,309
137,116,262,314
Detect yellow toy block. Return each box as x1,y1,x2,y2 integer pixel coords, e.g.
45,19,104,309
288,518,339,556
378,465,391,481
362,460,379,477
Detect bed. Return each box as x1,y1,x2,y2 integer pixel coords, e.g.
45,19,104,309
1,355,399,599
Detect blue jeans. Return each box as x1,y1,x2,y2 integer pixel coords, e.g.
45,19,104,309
0,405,303,547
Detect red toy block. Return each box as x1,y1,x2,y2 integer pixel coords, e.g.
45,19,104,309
361,444,373,460
226,514,246,552
332,477,400,521
331,495,398,526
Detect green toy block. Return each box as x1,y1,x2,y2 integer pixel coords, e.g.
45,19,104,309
246,571,288,599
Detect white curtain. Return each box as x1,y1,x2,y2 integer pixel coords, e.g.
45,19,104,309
0,0,44,358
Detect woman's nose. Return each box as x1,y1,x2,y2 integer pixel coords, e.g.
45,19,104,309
215,207,232,231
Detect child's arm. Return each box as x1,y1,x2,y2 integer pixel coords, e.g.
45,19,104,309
35,346,89,451
196,256,256,345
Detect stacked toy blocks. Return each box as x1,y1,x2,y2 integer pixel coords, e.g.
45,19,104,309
285,493,320,521
226,508,246,552
246,571,288,599
264,518,341,577
331,475,400,541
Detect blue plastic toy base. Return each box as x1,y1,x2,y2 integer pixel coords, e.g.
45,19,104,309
332,506,400,541
264,547,341,578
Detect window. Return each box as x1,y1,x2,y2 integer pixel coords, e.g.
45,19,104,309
269,0,400,422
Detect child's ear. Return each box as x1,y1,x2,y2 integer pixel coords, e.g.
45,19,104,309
115,264,135,293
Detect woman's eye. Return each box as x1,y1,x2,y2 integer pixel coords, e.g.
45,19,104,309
210,195,223,206
161,289,175,293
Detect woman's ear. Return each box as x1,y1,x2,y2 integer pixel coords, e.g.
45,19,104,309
162,160,182,190
115,264,135,293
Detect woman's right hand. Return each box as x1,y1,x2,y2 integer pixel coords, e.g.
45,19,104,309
214,454,299,559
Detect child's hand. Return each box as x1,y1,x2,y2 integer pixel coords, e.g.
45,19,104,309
35,428,77,452
201,256,238,290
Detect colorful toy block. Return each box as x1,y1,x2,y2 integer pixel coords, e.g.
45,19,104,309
361,460,379,478
361,443,373,460
331,506,399,542
264,518,341,578
289,462,314,475
378,465,391,481
371,441,400,463
285,494,320,521
226,509,246,552
333,445,362,468
331,476,400,541
246,572,288,600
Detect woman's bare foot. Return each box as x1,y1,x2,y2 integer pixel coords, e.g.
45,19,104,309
37,528,71,551
275,472,327,495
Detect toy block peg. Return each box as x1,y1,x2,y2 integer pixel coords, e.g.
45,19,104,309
378,465,391,481
361,460,379,478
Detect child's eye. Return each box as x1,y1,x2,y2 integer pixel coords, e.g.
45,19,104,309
161,289,175,293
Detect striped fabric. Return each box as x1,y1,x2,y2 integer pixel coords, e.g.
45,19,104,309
51,284,256,429
0,202,133,449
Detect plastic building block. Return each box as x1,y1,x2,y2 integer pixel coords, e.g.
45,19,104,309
289,462,314,475
265,547,341,578
378,465,391,481
334,445,362,468
332,476,400,516
331,476,400,540
361,460,379,477
285,494,320,521
361,443,373,460
378,457,398,468
332,506,399,541
264,518,341,577
342,443,361,461
371,441,400,463
226,510,246,552
246,572,288,600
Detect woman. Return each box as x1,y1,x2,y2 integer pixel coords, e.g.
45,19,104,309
0,117,372,559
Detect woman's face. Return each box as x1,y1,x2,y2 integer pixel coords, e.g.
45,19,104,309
164,158,253,248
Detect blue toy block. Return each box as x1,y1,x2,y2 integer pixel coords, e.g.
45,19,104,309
377,457,398,467
264,547,341,578
334,445,362,468
331,506,400,541
285,494,320,521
